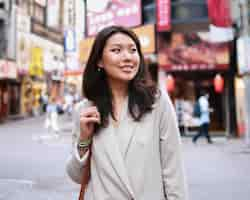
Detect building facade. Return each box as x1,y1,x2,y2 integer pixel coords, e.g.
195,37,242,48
0,0,65,122
0,0,18,122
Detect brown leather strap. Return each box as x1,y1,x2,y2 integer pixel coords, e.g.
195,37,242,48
78,147,92,200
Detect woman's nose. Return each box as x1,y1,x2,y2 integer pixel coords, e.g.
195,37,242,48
122,50,133,60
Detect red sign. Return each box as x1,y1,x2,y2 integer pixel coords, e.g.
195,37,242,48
207,0,232,27
156,0,171,31
0,60,17,79
157,32,230,72
87,0,141,36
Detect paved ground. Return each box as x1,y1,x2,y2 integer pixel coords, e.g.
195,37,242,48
183,137,250,200
0,115,249,200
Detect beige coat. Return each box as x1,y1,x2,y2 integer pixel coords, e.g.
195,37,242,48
66,93,188,200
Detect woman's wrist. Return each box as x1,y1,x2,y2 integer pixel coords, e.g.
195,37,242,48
78,137,92,144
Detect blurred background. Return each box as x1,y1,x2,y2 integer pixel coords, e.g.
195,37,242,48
0,0,250,200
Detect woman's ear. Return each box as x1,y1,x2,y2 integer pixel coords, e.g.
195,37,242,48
97,60,104,68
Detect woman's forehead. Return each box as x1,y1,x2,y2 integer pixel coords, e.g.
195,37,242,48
105,33,136,46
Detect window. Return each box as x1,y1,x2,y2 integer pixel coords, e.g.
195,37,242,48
0,20,6,58
171,0,208,24
143,3,155,24
32,3,45,23
0,2,5,9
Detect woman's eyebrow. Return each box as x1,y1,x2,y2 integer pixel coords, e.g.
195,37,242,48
109,43,136,47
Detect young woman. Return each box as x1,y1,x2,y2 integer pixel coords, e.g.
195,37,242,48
66,26,188,200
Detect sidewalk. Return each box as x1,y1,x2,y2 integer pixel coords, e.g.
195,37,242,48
182,137,250,200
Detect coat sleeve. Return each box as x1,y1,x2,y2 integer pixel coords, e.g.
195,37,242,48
66,100,91,184
158,93,188,200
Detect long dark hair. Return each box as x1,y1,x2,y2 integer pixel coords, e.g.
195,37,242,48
82,26,158,130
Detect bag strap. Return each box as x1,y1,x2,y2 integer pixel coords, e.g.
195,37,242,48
78,146,92,200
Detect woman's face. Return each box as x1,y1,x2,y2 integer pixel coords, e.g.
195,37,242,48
99,33,140,84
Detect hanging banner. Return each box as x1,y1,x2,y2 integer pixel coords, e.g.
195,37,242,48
207,0,232,27
29,47,44,77
156,0,171,31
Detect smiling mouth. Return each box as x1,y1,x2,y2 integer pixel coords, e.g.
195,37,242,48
121,65,134,69
120,65,134,72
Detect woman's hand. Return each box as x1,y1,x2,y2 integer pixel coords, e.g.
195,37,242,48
79,106,100,141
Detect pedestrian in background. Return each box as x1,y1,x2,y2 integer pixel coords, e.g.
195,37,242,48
45,97,60,136
66,26,187,200
64,92,74,117
175,97,186,136
192,91,213,144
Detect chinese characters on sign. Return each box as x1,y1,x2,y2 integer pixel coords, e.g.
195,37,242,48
158,32,230,71
87,0,141,36
156,0,171,31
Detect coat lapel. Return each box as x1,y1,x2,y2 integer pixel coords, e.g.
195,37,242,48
102,124,135,198
116,97,138,159
120,115,138,159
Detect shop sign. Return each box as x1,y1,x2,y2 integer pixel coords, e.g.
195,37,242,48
0,60,17,79
64,29,76,52
17,32,30,74
17,10,31,33
86,0,141,36
237,37,250,75
133,24,155,54
156,0,171,31
207,0,232,27
79,37,95,64
29,33,64,72
64,0,76,28
46,0,60,29
29,47,44,77
157,32,230,72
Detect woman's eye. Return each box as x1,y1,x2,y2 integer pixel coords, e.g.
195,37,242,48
130,48,137,53
111,48,120,53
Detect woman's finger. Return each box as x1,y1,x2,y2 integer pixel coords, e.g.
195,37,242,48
80,115,100,124
80,107,99,117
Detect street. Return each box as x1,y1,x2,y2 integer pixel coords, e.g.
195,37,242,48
0,115,250,200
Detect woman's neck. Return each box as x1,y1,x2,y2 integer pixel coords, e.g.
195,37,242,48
109,81,128,103
108,79,128,119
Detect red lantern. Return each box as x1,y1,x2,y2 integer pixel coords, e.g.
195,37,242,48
166,75,175,92
214,74,224,93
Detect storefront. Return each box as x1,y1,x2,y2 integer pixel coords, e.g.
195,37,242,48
0,60,19,122
158,31,231,135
